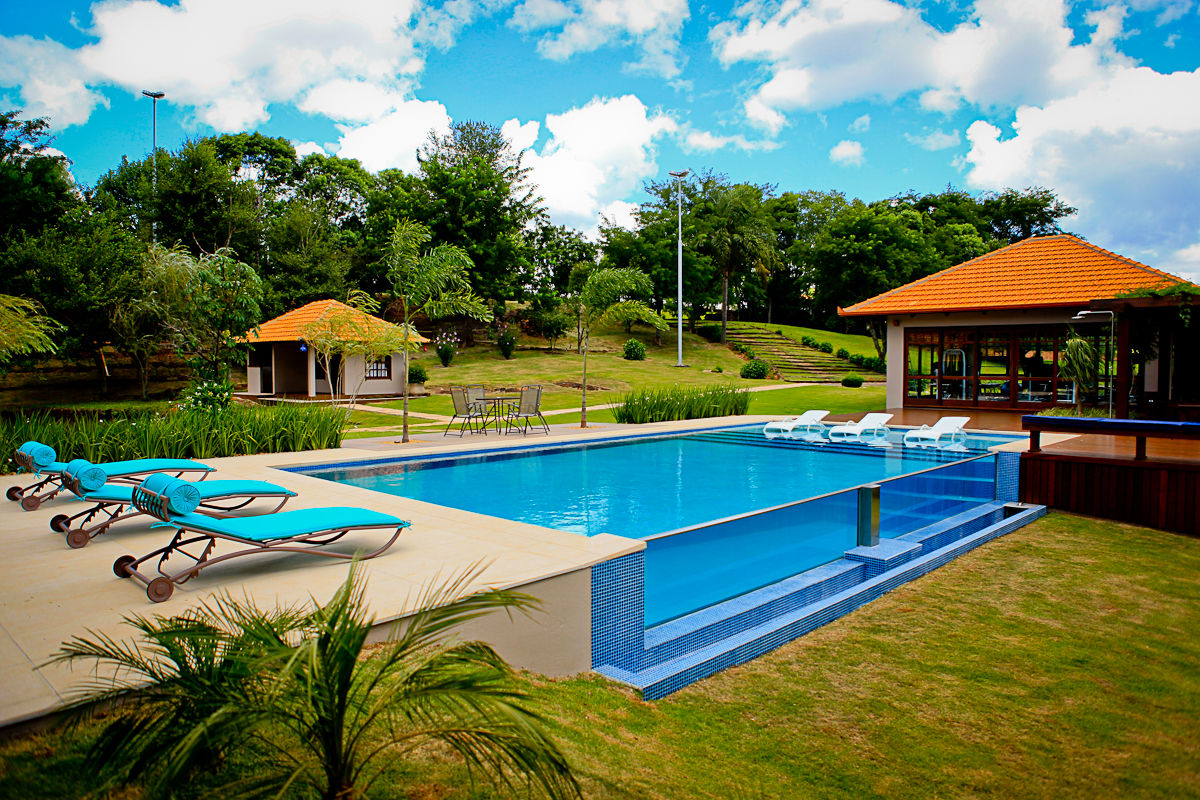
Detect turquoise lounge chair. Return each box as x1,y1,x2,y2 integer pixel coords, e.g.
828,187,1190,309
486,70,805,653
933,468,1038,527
115,474,410,602
52,464,296,549
9,442,212,511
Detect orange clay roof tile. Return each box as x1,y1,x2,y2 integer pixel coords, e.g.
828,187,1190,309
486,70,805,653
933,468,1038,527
247,299,429,343
839,234,1193,316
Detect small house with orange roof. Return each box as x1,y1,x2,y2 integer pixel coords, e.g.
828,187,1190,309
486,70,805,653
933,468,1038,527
244,299,428,398
839,235,1199,419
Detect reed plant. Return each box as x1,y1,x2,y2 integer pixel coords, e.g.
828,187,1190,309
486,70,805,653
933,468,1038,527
614,384,750,424
0,405,347,473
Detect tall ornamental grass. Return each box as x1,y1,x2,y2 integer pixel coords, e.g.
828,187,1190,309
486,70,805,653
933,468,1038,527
0,405,346,473
614,384,750,424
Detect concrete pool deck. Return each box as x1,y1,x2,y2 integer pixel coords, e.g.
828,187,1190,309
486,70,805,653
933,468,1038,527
0,413,1055,729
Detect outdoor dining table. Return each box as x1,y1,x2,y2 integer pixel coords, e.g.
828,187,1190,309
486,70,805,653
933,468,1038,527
477,394,519,433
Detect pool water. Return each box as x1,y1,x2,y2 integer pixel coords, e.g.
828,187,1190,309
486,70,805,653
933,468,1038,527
299,426,1014,538
296,425,1018,626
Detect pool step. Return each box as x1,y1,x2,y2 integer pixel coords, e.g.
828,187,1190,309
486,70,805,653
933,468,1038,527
595,501,1046,700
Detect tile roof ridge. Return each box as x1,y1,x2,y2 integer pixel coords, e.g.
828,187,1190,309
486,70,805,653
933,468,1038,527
1065,235,1194,287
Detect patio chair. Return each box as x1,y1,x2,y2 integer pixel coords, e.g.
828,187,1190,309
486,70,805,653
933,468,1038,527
505,385,550,435
903,416,971,449
115,473,411,603
51,465,297,549
827,413,894,443
445,386,488,436
763,410,830,440
7,442,213,511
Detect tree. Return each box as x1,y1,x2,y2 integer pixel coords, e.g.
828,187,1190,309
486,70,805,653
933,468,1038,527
261,200,350,317
1059,335,1097,413
574,268,666,427
0,208,145,392
0,111,79,243
526,221,598,294
110,244,195,398
695,182,779,342
981,187,1077,243
52,566,580,800
0,295,61,362
809,203,940,357
299,292,409,406
386,220,490,442
179,249,264,384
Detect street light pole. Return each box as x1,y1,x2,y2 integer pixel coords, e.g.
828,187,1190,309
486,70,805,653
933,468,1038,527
142,90,165,243
669,169,689,367
1072,309,1116,417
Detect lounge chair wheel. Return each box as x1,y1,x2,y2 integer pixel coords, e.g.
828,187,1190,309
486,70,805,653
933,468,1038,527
66,529,89,549
6,486,22,501
146,578,174,603
19,495,41,512
50,514,70,533
113,555,136,578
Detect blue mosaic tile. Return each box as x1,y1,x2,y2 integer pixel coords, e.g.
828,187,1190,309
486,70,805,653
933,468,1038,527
591,551,645,671
995,451,1020,502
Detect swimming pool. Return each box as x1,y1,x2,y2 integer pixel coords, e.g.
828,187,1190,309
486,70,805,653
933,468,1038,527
296,426,1017,539
295,425,1019,626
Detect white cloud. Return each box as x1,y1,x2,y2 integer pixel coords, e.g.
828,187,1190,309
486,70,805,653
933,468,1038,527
293,141,328,158
850,114,870,133
0,35,107,127
713,0,1133,130
331,98,451,173
963,66,1200,284
511,0,690,78
501,118,541,152
829,139,864,166
681,128,781,153
299,80,412,123
1,0,423,131
518,94,677,231
906,129,961,150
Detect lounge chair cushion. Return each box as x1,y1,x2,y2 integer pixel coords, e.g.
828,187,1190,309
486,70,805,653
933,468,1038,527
64,459,108,493
166,507,407,542
82,479,296,505
139,473,204,514
99,458,214,478
17,441,57,469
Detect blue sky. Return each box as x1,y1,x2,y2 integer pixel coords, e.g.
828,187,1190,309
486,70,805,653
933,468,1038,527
2,0,1199,281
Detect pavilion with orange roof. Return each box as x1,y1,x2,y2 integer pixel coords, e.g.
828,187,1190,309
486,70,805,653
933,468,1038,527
839,234,1199,419
244,299,428,398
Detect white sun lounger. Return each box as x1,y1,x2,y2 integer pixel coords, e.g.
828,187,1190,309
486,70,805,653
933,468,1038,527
903,416,971,448
828,413,894,443
763,410,830,440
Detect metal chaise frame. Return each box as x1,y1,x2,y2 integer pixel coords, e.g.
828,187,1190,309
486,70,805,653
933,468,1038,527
51,475,294,549
8,448,212,511
115,482,410,603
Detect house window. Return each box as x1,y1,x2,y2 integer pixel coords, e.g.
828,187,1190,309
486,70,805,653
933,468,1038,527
365,356,392,380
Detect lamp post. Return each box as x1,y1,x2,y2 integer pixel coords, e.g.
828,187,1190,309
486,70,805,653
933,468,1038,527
1071,309,1115,417
141,90,165,243
668,169,689,367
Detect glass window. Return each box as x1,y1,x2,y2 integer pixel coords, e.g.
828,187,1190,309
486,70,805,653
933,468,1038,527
905,330,940,401
940,330,976,402
365,356,392,380
977,333,1011,402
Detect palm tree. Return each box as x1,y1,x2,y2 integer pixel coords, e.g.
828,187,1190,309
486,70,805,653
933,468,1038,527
576,268,667,427
386,220,491,442
51,566,580,800
1059,334,1097,413
699,184,779,343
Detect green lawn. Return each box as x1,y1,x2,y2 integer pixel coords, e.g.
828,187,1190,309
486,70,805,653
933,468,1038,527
4,512,1196,798
753,322,880,359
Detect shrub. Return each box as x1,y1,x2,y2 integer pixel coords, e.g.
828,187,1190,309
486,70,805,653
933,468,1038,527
1,406,346,472
841,373,864,388
433,329,458,368
614,384,750,423
863,355,886,373
835,347,851,360
775,329,783,335
819,341,834,354
408,362,428,385
712,365,723,373
731,342,756,358
800,335,819,348
178,379,233,412
623,339,646,360
697,323,722,343
848,353,866,367
494,321,517,359
740,359,770,379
